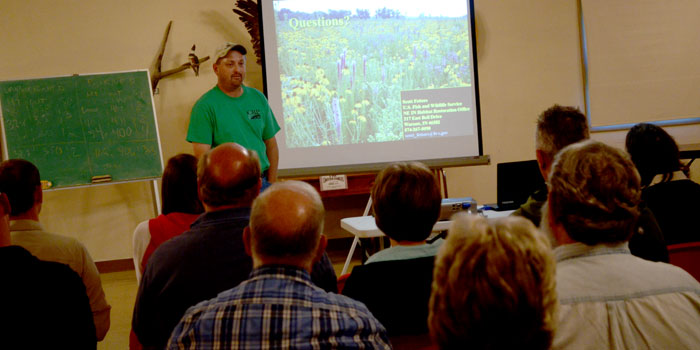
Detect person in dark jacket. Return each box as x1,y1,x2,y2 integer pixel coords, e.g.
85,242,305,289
0,192,97,349
626,122,700,245
343,161,442,336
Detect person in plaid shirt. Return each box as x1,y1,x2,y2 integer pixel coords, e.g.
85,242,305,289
168,181,391,350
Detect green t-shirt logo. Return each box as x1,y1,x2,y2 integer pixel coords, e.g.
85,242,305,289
247,110,261,120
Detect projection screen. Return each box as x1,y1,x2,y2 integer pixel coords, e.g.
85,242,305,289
259,0,485,177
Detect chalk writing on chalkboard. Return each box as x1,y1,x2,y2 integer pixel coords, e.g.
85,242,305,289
0,70,163,188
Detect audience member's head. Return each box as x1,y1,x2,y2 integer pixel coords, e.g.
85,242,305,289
372,162,441,243
162,154,204,215
0,159,42,217
625,122,686,187
535,105,589,178
429,214,557,350
246,180,326,270
197,143,261,209
547,140,641,245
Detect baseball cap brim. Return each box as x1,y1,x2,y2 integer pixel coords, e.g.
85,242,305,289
215,42,247,60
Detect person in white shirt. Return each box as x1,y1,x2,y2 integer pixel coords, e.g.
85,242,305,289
543,140,700,350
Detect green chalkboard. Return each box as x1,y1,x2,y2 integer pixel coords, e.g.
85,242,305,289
0,71,163,188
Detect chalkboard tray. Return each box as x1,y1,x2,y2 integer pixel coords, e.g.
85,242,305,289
0,70,163,189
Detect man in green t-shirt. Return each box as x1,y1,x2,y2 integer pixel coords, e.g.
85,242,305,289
187,42,281,186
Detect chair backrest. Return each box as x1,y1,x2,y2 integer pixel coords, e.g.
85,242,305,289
667,242,700,282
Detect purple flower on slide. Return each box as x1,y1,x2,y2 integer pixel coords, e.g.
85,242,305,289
351,61,356,89
337,59,342,82
381,67,386,83
449,51,459,64
460,65,469,78
331,97,342,142
341,49,347,72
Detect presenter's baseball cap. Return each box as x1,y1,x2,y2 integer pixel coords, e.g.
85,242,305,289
215,42,247,60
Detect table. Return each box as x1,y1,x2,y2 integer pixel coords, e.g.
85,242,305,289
339,209,515,275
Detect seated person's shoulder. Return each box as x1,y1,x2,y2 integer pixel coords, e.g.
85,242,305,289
312,287,381,319
52,232,90,252
342,256,436,335
357,255,435,274
149,228,201,258
12,224,82,247
556,253,700,298
12,228,93,263
644,179,700,200
38,257,87,290
343,257,435,296
2,246,97,345
4,245,87,298
645,259,700,288
141,232,194,273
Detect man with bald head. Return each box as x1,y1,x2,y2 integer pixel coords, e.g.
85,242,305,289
168,181,391,349
133,143,336,350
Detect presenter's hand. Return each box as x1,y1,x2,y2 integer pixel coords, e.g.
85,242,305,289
193,142,212,158
264,137,279,183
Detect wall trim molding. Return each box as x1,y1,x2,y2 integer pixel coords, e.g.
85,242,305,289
96,258,134,274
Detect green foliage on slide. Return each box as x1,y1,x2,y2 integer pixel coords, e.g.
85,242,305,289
276,16,472,148
0,71,163,188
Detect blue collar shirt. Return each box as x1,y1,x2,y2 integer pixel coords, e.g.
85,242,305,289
168,265,392,350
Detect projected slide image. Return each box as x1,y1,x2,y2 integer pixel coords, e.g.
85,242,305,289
273,1,474,148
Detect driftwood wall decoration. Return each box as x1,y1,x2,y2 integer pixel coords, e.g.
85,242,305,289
150,21,210,92
150,1,260,93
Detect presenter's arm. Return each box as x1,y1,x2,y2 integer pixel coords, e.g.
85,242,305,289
265,136,279,182
192,143,212,158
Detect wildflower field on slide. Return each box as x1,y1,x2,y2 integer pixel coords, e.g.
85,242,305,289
275,15,473,148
